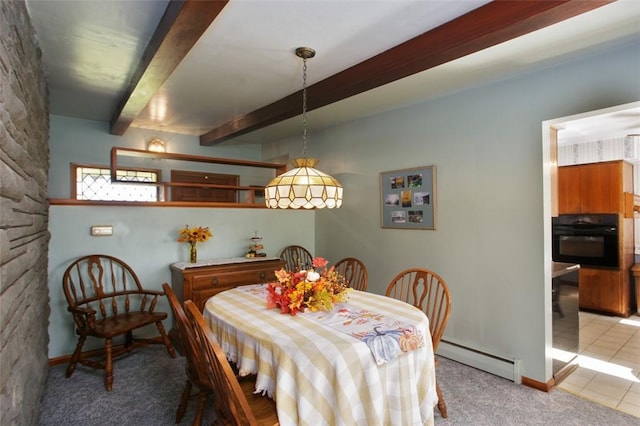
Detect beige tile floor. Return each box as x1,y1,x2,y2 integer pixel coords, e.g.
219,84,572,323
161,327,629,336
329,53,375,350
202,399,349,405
557,311,640,418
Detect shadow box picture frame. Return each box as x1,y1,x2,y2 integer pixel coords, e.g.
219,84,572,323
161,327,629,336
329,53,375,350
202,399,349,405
379,165,436,230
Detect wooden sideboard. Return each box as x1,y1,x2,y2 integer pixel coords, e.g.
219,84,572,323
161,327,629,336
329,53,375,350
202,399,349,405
169,257,284,350
170,256,284,311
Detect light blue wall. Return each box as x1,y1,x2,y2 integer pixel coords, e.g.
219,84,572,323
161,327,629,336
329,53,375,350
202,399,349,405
47,39,640,380
47,117,314,358
263,39,640,383
48,116,274,199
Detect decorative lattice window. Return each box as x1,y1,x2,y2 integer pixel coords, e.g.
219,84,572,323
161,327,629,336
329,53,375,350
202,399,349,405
72,164,161,202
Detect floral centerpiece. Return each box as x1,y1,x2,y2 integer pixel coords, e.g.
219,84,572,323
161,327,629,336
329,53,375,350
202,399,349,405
178,225,213,263
266,257,351,316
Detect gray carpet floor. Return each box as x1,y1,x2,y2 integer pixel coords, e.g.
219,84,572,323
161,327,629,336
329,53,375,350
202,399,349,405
38,345,638,425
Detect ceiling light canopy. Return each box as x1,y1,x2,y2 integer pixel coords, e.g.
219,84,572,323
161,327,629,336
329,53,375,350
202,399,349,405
265,47,343,209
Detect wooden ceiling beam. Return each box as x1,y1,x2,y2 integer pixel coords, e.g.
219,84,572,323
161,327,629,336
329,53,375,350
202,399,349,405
200,0,613,146
110,0,229,135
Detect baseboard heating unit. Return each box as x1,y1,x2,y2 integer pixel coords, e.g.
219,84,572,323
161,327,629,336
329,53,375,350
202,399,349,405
438,339,522,383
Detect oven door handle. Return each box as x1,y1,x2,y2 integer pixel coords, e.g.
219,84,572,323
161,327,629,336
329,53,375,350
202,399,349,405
553,227,617,236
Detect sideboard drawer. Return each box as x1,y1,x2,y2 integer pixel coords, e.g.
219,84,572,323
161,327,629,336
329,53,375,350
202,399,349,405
171,257,284,307
191,267,276,290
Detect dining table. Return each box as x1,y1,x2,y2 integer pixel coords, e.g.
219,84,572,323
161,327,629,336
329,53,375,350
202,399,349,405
204,284,438,426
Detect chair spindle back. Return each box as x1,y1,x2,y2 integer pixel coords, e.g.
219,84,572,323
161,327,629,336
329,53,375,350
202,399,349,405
280,245,313,271
184,300,258,425
385,268,451,351
63,254,157,324
334,257,368,291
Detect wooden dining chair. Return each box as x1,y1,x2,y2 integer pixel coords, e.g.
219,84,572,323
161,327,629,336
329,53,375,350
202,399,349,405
385,268,452,418
279,245,312,271
334,257,368,291
62,254,175,391
183,300,279,426
163,284,212,425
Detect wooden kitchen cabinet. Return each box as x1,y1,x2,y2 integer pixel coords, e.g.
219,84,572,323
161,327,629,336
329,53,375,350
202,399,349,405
558,160,632,214
557,165,582,214
578,267,632,317
558,160,635,317
170,257,284,311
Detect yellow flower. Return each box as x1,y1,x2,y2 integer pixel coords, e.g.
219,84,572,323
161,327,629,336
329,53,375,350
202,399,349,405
178,225,213,244
307,288,334,312
275,269,291,283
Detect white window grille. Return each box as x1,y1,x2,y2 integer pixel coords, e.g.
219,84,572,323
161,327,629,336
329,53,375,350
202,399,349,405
74,165,160,202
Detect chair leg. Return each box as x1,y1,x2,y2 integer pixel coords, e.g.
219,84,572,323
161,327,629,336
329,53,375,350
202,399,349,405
65,335,86,378
176,380,192,423
436,380,448,418
156,321,176,358
125,330,134,352
104,337,114,391
191,389,209,426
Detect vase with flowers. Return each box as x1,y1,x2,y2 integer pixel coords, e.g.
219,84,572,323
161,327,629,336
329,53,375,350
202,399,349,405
178,225,213,263
266,257,351,316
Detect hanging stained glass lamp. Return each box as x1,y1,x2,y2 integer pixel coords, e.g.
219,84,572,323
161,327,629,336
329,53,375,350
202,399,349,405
265,47,343,209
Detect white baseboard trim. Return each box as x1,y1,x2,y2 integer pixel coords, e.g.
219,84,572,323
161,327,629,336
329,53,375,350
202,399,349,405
437,339,522,384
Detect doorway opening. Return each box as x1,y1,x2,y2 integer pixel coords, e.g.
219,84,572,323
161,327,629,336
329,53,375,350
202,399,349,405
542,101,640,417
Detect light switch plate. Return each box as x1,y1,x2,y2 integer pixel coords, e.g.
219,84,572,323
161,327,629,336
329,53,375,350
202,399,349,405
91,225,113,236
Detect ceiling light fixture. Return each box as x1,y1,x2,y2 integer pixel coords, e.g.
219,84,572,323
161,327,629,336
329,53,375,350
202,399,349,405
265,47,343,209
147,138,166,153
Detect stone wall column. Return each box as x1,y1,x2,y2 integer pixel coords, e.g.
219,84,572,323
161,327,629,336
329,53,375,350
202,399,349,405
0,0,51,425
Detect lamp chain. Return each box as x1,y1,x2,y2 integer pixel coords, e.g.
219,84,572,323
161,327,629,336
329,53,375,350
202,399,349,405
301,56,308,158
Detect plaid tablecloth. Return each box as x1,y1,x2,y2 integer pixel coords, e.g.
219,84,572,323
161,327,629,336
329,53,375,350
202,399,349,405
204,284,437,426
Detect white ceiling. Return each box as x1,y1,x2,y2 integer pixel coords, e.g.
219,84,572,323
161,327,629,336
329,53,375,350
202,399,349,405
554,105,640,145
24,0,640,146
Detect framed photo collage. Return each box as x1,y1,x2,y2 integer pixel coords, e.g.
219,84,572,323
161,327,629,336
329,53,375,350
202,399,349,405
380,165,436,230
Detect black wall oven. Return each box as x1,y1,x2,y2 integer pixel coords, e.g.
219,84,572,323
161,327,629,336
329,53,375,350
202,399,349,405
552,214,619,267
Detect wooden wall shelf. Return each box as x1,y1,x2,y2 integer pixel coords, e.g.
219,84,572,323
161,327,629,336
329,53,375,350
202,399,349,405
95,147,289,207
111,147,287,174
47,199,270,208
